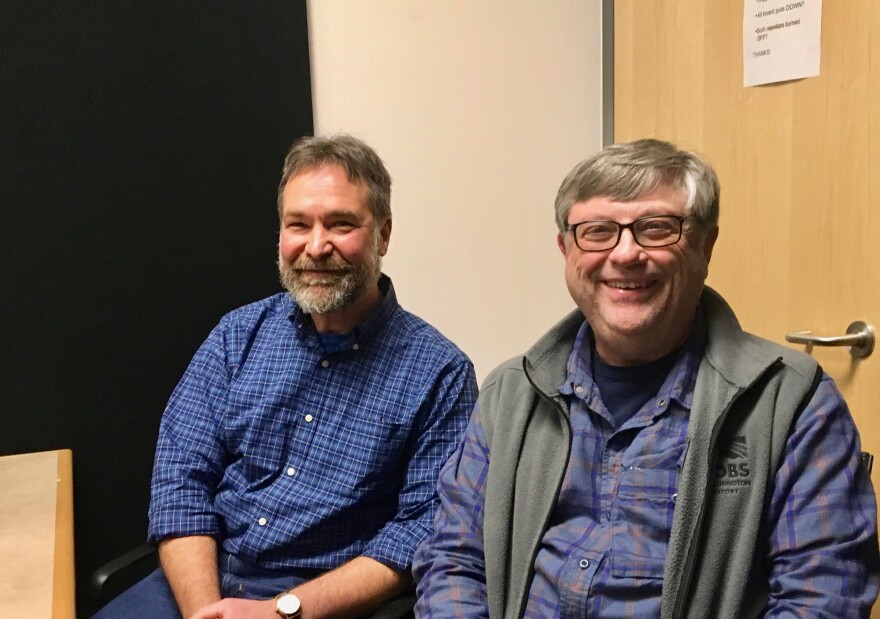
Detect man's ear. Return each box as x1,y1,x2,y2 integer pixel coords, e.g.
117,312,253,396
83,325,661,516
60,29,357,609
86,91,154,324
557,232,570,257
378,218,392,256
703,225,719,263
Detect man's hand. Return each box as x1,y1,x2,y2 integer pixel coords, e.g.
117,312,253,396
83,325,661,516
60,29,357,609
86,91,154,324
188,597,277,619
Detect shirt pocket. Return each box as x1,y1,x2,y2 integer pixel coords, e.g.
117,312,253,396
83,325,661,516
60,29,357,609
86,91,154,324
610,466,679,579
314,408,413,499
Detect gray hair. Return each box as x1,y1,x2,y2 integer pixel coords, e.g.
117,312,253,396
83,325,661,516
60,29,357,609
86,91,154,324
554,138,720,232
277,134,392,222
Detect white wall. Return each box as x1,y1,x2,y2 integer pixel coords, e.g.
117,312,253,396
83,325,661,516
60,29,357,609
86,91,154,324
308,0,603,381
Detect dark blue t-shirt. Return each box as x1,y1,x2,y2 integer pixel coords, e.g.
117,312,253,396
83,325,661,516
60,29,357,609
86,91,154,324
592,344,680,428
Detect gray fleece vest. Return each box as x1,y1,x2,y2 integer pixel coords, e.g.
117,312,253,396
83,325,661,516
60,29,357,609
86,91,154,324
478,288,820,619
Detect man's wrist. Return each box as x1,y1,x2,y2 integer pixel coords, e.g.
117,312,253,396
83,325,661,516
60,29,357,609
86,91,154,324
274,591,302,618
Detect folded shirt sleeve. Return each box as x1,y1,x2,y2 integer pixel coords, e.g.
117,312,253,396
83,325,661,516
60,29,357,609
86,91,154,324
764,373,880,617
148,322,230,542
364,357,478,572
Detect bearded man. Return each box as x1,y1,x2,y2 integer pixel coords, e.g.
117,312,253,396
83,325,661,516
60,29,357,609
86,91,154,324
96,135,477,619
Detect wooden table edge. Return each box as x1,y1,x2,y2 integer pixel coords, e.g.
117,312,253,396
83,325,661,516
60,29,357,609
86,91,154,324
52,449,75,618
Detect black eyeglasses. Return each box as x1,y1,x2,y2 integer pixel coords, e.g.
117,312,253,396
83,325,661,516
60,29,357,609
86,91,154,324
567,215,691,252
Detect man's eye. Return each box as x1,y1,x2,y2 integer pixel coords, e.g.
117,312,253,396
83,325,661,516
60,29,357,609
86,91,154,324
330,222,356,232
580,224,616,238
638,219,675,235
285,221,308,230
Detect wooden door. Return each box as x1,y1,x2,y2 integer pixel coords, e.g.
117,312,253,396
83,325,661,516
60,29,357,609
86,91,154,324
615,0,880,611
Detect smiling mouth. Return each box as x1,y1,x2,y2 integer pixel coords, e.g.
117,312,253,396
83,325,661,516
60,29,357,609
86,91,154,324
604,280,656,290
296,267,349,275
295,269,349,283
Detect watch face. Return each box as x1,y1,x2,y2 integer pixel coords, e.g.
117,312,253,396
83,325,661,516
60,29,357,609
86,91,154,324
277,593,301,614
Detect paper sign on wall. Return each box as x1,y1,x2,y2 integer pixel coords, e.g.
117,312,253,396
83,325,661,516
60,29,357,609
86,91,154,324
743,0,822,87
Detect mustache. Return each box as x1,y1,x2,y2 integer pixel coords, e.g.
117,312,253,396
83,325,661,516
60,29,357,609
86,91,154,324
291,256,352,273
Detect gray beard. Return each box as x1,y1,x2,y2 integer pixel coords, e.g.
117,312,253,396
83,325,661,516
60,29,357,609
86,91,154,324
279,252,382,315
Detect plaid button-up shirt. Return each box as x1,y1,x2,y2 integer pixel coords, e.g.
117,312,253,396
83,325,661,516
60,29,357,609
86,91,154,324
148,277,477,573
415,320,878,618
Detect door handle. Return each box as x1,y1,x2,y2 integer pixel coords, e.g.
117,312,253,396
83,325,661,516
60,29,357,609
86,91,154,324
784,321,875,359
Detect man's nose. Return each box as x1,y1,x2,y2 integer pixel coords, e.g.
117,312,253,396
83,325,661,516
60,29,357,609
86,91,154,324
304,227,333,257
609,227,644,263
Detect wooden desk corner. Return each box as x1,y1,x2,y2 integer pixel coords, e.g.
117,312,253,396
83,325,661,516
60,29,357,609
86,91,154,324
0,449,75,618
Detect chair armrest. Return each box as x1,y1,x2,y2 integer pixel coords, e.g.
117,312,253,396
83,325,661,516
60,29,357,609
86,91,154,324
89,543,158,606
368,592,416,619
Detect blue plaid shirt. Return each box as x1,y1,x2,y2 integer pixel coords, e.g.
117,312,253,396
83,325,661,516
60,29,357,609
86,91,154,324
415,320,878,618
148,277,477,573
524,321,699,617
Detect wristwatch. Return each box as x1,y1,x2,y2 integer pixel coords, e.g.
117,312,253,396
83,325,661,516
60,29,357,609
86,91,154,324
275,592,302,619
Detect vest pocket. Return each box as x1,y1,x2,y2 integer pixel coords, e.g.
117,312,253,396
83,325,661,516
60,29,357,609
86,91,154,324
610,466,679,579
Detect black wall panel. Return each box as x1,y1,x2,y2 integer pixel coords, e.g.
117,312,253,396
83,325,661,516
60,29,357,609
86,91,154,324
0,2,313,615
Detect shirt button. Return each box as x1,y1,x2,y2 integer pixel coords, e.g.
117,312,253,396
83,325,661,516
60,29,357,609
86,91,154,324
606,511,612,521
352,343,360,351
287,467,296,476
575,384,585,394
658,399,666,407
671,493,678,503
257,517,267,526
579,559,590,569
304,414,314,423
321,360,330,368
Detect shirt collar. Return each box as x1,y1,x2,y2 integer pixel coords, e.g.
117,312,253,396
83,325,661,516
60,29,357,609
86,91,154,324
288,274,398,350
560,310,706,412
662,310,706,410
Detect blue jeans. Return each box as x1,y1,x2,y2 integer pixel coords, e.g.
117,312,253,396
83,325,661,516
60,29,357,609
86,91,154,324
92,552,321,618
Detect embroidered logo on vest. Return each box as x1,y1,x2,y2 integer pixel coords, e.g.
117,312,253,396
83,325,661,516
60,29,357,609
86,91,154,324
715,436,751,495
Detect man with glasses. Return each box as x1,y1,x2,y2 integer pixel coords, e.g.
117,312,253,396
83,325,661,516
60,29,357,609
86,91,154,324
413,139,879,618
